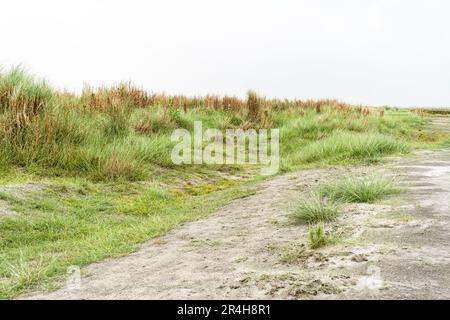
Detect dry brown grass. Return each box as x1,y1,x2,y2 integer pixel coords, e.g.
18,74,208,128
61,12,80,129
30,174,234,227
96,152,140,180
247,90,261,121
81,82,152,111
78,83,364,118
0,80,52,130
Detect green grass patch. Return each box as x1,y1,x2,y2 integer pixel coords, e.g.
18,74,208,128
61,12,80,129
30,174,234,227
0,178,256,299
184,179,238,196
319,176,400,203
298,131,410,165
291,194,340,224
0,67,438,299
0,68,427,179
309,224,330,249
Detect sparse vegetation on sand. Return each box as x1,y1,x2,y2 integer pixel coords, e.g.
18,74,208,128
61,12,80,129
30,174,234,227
319,176,400,203
309,224,330,249
0,67,440,298
297,132,410,165
293,175,400,249
292,194,340,224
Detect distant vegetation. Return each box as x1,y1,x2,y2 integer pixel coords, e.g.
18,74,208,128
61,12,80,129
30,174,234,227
413,108,450,116
0,67,427,180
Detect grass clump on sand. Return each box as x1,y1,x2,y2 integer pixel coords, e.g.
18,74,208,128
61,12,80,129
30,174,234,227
319,176,400,203
309,224,330,249
292,175,399,251
298,131,411,165
292,194,340,224
278,111,423,171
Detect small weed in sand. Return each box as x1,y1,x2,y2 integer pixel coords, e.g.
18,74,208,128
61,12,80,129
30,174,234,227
309,224,329,249
319,176,400,203
292,194,340,224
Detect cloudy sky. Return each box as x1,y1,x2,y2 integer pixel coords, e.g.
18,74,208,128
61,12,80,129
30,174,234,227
1,0,449,106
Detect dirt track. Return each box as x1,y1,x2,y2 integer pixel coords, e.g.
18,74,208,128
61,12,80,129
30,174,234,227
23,143,450,299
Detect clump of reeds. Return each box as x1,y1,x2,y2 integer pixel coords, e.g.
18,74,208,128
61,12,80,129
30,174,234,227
0,68,53,130
81,82,151,110
0,67,425,182
246,90,261,122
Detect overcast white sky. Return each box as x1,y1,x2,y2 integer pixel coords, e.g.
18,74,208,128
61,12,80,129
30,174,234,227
1,0,449,106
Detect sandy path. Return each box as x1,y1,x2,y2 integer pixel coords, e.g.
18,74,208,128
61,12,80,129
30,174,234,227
341,149,450,299
26,166,361,299
23,119,450,300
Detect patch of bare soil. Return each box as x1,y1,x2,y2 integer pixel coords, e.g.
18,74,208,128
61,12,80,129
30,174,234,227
0,200,16,219
22,148,450,300
0,182,48,199
0,182,48,219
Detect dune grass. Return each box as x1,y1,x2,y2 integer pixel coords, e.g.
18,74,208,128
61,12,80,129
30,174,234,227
319,176,400,203
298,131,410,165
0,68,428,180
291,194,340,224
309,224,330,249
0,67,436,298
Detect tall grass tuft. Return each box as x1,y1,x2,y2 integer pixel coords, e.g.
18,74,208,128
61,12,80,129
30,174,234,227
319,176,400,203
309,224,329,249
81,82,151,110
246,90,261,122
292,194,340,224
299,131,410,164
0,67,53,130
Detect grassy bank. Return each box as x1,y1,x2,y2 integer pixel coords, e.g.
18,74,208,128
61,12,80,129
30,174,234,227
0,67,436,298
